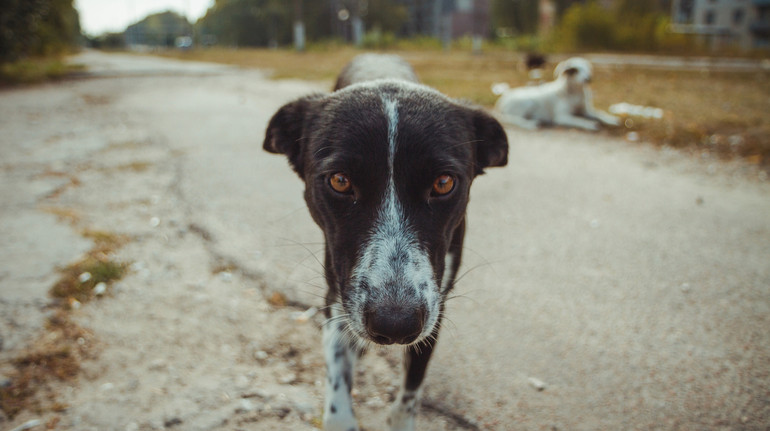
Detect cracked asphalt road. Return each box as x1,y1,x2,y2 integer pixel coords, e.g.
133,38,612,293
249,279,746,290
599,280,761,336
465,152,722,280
1,50,769,430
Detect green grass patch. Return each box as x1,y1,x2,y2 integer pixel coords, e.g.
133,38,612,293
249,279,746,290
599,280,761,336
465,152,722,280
50,255,127,306
0,57,84,86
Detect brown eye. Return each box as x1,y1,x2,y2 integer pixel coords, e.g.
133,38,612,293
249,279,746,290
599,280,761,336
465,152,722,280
329,173,352,194
432,174,455,197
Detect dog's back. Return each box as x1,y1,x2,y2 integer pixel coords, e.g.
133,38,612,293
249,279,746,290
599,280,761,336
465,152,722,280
334,54,419,90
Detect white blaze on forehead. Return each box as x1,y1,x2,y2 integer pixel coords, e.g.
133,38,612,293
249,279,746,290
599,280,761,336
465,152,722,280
347,95,440,343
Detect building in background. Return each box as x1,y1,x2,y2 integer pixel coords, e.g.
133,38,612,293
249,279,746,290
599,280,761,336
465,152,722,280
671,0,770,50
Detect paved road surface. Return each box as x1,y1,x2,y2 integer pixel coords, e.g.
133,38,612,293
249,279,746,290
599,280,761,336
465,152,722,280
1,50,768,430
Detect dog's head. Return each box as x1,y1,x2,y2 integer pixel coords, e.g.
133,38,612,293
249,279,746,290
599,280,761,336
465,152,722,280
264,80,508,347
554,57,593,85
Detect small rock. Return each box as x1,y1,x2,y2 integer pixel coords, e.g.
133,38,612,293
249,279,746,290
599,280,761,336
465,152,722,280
163,417,183,428
93,282,107,296
268,291,287,307
235,375,250,389
149,217,160,227
365,396,385,408
528,377,547,391
291,307,318,323
148,359,166,371
235,398,257,413
8,419,42,431
130,261,146,272
625,131,639,142
242,389,271,400
279,373,297,384
254,350,268,361
78,272,92,283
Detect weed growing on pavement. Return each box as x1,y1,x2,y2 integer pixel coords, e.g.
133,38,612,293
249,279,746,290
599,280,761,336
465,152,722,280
0,230,128,419
49,255,127,306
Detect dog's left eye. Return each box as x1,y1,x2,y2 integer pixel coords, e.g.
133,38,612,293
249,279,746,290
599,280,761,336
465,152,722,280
329,173,353,194
431,174,455,197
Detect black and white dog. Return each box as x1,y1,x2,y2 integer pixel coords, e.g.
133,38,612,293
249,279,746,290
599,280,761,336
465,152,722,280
263,54,508,430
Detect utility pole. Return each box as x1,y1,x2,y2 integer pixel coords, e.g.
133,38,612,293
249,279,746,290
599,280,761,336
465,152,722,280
294,0,305,52
351,0,365,47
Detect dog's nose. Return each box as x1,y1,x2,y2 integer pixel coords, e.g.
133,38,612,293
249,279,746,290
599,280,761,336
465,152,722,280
364,303,426,345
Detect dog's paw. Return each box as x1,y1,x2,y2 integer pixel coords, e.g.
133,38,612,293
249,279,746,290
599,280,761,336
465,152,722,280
388,402,416,431
604,115,621,127
323,414,359,431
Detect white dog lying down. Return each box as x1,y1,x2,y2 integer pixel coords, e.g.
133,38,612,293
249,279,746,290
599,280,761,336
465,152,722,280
495,57,620,131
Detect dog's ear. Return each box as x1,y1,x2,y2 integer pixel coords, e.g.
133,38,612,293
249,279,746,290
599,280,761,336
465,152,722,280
471,109,509,176
263,93,325,179
554,62,579,79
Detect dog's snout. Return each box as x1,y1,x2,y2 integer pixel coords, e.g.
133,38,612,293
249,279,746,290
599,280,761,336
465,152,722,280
364,302,426,345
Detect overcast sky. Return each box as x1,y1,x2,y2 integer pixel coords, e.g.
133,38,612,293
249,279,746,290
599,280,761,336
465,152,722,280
75,0,214,36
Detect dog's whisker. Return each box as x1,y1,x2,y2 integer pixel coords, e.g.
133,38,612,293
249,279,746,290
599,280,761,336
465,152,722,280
278,237,328,270
266,206,311,225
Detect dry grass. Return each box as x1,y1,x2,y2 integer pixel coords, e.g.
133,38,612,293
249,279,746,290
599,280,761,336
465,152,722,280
0,57,85,86
0,231,128,419
162,47,769,170
0,311,96,418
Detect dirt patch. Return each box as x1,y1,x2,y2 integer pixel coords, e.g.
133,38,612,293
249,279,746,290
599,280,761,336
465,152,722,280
0,233,128,420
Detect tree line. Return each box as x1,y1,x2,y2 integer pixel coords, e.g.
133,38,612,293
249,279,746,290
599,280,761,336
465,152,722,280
0,0,677,61
0,0,80,63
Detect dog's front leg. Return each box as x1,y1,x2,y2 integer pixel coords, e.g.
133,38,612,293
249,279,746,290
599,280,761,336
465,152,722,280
554,113,600,131
583,89,620,126
323,307,361,431
586,107,621,127
388,331,439,431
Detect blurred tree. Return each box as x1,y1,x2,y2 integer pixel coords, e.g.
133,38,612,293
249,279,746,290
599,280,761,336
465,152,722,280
548,0,674,52
551,0,615,50
612,0,670,51
492,0,539,36
0,0,81,63
126,11,192,47
364,0,409,35
89,32,126,50
197,0,293,47
553,0,581,18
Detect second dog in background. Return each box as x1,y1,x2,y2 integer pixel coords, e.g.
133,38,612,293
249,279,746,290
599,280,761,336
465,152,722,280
495,57,620,131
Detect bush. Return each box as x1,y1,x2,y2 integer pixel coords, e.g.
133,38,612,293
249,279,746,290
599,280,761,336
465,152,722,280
0,0,81,63
545,0,701,54
549,1,617,51
361,28,397,50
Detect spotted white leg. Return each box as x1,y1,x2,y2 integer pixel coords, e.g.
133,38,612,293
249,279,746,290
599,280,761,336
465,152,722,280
387,326,440,431
388,385,421,431
323,307,360,431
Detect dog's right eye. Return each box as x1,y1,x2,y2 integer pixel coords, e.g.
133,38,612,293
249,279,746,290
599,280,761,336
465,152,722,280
329,173,353,194
431,174,455,197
